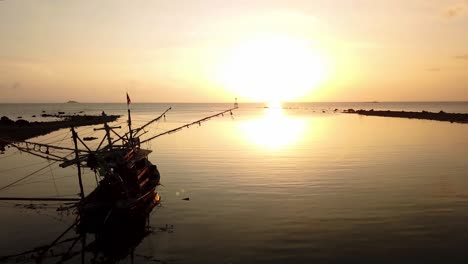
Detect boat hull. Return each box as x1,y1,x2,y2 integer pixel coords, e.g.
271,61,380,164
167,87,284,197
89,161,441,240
78,190,160,234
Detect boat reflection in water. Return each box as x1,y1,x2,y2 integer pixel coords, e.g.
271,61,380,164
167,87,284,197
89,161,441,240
238,103,307,150
0,203,163,264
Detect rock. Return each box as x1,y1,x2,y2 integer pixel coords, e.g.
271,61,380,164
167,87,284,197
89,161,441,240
15,119,30,126
343,109,468,124
1,116,15,125
83,137,98,141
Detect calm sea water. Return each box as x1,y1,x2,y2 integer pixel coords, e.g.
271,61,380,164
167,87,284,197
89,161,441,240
1,102,468,263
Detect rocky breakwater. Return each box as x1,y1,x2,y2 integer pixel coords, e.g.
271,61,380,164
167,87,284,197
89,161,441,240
343,109,468,123
0,114,120,152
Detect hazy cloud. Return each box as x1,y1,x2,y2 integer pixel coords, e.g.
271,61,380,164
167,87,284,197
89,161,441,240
454,54,468,60
443,5,466,18
426,68,441,72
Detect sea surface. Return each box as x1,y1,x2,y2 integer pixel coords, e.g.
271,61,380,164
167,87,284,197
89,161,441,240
1,102,468,263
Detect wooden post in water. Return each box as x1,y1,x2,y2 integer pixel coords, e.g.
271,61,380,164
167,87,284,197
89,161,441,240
71,127,85,199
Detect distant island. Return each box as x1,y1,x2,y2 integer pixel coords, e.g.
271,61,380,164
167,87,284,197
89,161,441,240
66,100,79,103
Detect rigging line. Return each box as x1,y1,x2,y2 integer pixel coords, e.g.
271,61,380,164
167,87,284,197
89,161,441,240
76,136,93,153
140,106,238,144
134,107,171,137
70,129,100,141
94,134,107,151
36,221,78,261
33,121,98,144
2,174,73,189
9,146,64,162
15,175,67,187
0,152,74,192
48,193,82,198
18,167,63,186
74,126,98,136
29,129,71,142
59,236,82,263
10,143,69,161
0,161,59,192
75,125,96,132
109,120,128,126
94,171,99,186
48,159,60,197
21,176,68,187
0,160,50,173
14,139,86,153
75,130,100,140
42,130,71,146
0,150,20,159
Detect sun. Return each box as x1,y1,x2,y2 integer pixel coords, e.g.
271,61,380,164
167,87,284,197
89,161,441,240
217,35,328,103
238,105,307,150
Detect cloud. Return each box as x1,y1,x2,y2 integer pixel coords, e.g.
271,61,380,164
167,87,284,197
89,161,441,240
442,5,466,18
426,68,441,72
454,54,468,60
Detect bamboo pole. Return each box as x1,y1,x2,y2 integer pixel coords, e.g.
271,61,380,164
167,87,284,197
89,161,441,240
71,127,85,199
140,106,238,144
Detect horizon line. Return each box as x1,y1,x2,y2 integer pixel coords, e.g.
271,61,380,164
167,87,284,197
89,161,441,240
1,100,468,104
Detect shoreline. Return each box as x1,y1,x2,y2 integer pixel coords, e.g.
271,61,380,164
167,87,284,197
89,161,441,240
343,109,468,123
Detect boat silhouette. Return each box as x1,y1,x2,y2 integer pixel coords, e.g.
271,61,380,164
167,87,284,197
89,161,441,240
0,97,238,263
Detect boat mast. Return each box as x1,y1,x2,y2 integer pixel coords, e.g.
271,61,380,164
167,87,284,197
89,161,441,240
128,108,133,144
127,93,133,145
71,127,85,199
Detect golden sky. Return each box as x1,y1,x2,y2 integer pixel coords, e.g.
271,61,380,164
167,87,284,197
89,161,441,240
1,0,467,103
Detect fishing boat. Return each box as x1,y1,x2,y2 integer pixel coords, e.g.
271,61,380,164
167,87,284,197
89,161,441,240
0,97,238,262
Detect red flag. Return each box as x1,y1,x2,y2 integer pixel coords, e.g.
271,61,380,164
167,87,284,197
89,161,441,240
126,93,131,105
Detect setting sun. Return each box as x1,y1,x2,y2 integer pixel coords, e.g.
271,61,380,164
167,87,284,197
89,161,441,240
217,35,328,103
238,104,307,150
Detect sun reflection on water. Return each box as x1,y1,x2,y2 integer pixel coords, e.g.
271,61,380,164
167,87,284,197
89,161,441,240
238,103,307,150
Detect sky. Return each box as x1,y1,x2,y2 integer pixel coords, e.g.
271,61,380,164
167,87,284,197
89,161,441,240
0,0,467,103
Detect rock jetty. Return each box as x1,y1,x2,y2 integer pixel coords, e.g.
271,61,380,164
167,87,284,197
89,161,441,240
343,109,468,123
0,114,120,151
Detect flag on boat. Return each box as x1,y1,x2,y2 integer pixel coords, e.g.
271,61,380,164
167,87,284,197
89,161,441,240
126,93,131,105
